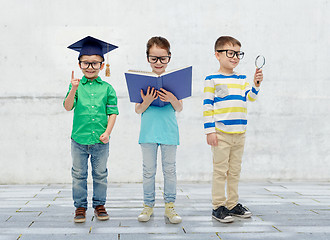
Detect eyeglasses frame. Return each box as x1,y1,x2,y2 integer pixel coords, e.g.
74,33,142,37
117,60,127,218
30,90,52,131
79,61,104,70
147,55,171,64
216,49,245,60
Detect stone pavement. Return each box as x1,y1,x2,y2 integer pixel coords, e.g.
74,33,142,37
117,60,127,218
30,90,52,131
0,181,330,240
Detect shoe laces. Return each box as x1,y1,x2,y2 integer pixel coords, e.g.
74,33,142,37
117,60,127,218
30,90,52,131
166,205,179,217
219,206,229,214
141,206,152,215
235,203,248,214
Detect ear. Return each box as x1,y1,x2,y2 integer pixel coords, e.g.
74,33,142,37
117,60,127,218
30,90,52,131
215,51,221,61
100,63,105,70
167,52,172,63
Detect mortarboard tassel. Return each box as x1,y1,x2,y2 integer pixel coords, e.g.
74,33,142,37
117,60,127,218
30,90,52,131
105,63,110,77
105,43,110,77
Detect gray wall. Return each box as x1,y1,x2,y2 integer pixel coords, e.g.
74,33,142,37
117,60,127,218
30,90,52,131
1,0,329,183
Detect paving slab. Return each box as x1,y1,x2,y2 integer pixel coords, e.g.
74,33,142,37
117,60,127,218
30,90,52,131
0,181,330,239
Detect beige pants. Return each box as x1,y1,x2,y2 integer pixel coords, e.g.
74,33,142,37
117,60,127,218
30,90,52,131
211,131,246,210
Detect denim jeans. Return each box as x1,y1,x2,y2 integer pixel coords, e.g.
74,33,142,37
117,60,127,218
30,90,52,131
140,143,177,207
71,139,109,209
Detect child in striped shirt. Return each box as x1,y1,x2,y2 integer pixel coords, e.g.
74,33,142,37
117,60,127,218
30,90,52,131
203,36,263,223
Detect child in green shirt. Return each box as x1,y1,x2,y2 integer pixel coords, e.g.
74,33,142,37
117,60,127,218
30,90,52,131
64,36,119,223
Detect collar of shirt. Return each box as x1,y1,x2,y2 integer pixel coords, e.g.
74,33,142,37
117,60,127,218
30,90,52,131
81,76,103,85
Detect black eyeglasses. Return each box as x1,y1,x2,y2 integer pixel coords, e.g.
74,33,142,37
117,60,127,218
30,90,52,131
216,50,244,60
147,55,171,64
79,61,103,70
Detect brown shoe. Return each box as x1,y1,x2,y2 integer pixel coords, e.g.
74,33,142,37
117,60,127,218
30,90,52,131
74,207,86,223
94,205,109,221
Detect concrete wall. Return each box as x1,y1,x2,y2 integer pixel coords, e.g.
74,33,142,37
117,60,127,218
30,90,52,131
1,0,329,183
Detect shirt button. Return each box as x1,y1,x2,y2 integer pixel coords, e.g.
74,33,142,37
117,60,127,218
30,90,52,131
93,131,95,133
92,106,94,108
92,119,95,121
91,94,94,96
90,83,92,85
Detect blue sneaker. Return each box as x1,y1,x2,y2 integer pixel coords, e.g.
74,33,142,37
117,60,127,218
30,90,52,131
228,203,252,218
212,206,234,223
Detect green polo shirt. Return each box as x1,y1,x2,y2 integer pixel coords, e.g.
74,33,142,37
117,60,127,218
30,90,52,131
64,76,119,145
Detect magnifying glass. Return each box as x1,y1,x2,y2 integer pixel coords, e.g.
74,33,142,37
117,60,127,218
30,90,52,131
255,55,265,84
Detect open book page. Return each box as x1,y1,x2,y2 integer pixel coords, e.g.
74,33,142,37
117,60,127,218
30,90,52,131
127,66,191,77
160,66,192,76
127,70,158,76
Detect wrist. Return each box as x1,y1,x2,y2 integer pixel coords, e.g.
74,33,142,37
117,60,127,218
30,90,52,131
169,96,177,103
71,86,78,92
143,99,153,106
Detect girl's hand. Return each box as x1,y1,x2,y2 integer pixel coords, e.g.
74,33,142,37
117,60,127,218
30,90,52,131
141,87,158,105
135,87,158,114
71,71,80,89
158,88,177,102
100,132,110,144
254,69,263,87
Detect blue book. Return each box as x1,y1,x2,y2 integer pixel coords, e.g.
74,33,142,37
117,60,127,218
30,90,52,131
124,66,192,107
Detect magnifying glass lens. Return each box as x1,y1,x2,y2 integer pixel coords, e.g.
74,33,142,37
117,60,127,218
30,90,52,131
255,55,265,69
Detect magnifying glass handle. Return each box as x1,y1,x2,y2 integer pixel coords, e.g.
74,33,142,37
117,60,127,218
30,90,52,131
256,68,260,84
255,55,265,85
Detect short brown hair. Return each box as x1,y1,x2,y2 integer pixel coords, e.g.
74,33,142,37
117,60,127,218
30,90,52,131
214,36,241,51
146,36,171,55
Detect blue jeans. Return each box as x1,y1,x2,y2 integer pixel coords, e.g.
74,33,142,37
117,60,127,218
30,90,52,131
71,139,109,209
140,143,177,207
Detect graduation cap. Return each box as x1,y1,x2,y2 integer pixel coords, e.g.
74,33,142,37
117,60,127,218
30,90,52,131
68,36,118,76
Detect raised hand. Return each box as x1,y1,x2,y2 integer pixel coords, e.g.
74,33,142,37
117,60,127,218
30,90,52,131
71,71,80,89
64,71,80,111
254,68,263,87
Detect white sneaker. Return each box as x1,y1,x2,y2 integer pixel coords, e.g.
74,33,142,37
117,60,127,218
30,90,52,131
165,202,182,224
137,205,153,222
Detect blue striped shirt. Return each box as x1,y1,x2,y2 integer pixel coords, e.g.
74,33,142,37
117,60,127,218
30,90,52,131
203,73,259,134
